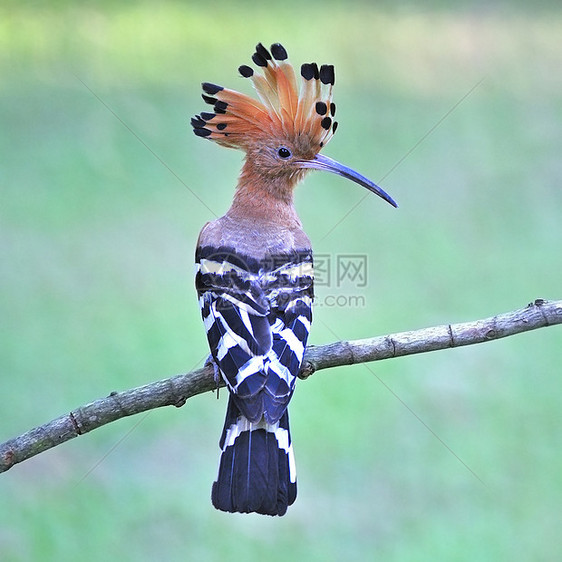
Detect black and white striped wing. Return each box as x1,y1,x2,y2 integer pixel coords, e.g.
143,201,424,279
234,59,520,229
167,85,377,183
196,248,313,424
264,287,312,422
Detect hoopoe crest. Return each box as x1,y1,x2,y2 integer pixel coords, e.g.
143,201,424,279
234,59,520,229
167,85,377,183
192,43,396,516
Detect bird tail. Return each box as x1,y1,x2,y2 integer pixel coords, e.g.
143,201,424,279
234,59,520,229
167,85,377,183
211,396,297,516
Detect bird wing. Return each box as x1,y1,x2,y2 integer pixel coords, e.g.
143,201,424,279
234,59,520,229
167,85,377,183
196,249,313,423
197,258,271,407
259,261,313,422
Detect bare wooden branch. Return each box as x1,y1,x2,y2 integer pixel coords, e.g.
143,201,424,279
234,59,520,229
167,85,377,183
1,298,560,474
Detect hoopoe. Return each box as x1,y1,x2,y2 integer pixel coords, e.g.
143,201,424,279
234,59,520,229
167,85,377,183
192,43,396,516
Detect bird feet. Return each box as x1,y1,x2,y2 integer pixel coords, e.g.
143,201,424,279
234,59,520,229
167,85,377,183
205,354,222,391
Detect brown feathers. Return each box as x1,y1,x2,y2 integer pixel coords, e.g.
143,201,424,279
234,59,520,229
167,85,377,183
192,43,338,152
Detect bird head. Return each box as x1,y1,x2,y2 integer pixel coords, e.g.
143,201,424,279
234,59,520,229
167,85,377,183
192,42,397,208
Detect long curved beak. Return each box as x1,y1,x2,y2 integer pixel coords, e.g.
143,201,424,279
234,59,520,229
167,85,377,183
297,153,398,208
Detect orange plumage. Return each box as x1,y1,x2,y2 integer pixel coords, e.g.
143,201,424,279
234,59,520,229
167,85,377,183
192,42,337,154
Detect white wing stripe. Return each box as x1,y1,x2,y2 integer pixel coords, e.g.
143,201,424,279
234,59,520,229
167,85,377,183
215,313,255,360
278,328,305,361
238,308,254,336
266,353,296,385
234,356,265,387
296,314,311,332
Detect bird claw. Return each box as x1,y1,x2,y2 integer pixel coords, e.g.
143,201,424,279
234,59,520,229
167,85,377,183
205,354,222,394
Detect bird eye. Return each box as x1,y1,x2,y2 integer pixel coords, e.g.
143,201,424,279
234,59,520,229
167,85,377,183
277,146,292,159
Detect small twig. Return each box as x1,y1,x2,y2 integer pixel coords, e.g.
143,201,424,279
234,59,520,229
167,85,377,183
1,298,560,474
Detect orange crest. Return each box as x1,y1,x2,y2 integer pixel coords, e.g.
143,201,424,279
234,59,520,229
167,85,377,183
192,43,338,153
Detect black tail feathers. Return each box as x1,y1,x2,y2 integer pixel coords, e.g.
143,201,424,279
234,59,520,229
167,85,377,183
211,398,296,516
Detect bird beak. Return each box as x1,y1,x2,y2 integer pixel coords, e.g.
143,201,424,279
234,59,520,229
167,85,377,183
296,153,398,208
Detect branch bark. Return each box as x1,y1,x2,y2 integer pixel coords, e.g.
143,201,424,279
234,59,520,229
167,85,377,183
2,298,560,474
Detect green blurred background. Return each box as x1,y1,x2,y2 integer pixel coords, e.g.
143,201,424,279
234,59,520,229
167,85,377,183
1,1,561,560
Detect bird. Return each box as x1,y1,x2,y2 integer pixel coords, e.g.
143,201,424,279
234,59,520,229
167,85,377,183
192,42,397,516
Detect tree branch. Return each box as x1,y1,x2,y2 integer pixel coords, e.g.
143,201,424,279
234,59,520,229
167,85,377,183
2,298,560,474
